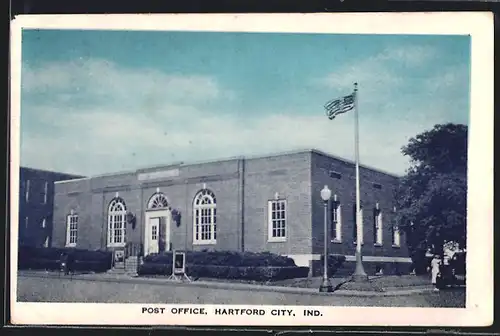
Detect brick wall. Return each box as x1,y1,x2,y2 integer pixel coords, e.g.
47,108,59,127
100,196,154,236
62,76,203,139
310,151,409,258
52,178,92,248
19,167,83,247
52,160,241,252
243,152,312,255
50,150,410,267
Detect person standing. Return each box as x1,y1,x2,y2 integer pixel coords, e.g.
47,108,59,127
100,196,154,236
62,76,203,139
430,255,442,291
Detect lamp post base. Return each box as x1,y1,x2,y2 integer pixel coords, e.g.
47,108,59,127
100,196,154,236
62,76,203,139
319,279,333,293
351,273,369,282
351,250,369,282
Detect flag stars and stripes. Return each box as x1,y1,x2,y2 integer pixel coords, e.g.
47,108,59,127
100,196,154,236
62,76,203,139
324,93,355,120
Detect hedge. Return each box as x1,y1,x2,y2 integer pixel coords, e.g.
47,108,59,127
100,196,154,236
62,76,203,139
316,254,346,277
18,246,113,273
139,250,308,281
138,263,309,281
409,250,431,275
143,250,297,267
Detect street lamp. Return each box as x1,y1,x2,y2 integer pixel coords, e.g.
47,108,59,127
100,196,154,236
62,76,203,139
319,185,333,293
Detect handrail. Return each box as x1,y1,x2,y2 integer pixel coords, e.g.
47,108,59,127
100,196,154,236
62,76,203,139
125,242,142,258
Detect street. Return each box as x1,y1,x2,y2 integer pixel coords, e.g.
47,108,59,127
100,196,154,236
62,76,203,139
16,274,465,307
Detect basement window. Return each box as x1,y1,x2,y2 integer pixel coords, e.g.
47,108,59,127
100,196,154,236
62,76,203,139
373,183,383,189
329,171,342,179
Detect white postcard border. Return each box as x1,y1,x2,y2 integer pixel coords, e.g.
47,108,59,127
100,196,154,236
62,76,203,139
9,12,494,326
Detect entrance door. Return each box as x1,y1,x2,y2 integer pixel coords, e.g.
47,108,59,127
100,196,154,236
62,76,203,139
144,210,171,256
147,217,160,255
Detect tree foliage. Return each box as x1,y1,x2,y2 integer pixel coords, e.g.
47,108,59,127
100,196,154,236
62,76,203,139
395,123,467,260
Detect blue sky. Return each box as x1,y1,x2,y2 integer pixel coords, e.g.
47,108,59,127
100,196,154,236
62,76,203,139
20,29,470,176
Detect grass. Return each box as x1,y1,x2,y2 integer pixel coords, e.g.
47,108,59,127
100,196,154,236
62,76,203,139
20,269,440,292
140,273,433,292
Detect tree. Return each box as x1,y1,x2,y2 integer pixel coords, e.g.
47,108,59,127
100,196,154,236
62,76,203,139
395,123,467,270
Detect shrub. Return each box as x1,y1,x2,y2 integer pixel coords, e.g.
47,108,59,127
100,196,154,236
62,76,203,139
143,250,297,267
18,246,113,273
318,254,346,277
137,263,309,281
410,250,431,275
138,250,308,281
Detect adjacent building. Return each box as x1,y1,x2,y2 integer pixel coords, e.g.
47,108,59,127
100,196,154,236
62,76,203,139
51,149,411,275
19,167,84,248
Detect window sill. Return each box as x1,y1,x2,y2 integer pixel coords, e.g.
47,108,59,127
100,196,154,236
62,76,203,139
65,243,76,248
107,243,126,248
331,239,342,244
374,243,383,247
193,240,217,246
392,244,401,248
268,237,287,243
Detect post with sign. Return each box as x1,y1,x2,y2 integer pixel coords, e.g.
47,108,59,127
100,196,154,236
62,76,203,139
167,250,192,282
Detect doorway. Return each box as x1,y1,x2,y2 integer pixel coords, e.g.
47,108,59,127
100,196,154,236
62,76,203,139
144,210,171,256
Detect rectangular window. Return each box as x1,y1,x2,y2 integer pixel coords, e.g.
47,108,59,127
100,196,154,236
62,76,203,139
331,203,342,242
66,214,78,247
43,182,49,204
268,199,287,242
353,206,364,244
41,218,46,229
151,225,157,240
25,179,30,203
392,218,401,247
374,209,383,245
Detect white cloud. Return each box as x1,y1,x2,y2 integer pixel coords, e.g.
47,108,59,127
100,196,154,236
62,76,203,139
21,100,429,176
316,44,437,96
375,45,436,66
20,55,459,177
22,58,233,104
425,65,469,93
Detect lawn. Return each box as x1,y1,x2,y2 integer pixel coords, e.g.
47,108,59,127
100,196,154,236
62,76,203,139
140,274,434,292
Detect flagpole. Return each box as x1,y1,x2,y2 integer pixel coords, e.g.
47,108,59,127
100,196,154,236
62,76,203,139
352,82,368,282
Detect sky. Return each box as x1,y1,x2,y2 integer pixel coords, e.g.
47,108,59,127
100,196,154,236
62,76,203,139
19,29,470,176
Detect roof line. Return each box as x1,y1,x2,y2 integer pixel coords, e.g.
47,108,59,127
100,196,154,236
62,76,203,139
48,148,403,180
309,149,402,178
20,166,85,178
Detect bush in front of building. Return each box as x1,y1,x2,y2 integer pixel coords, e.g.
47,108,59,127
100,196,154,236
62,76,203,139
139,250,308,281
315,254,346,277
139,264,309,281
410,250,432,275
18,245,113,273
143,250,297,267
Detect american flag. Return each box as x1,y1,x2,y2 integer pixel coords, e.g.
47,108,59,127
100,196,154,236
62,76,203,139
324,93,355,120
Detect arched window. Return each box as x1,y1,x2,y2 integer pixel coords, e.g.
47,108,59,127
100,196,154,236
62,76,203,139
147,193,169,209
193,189,217,244
108,198,127,246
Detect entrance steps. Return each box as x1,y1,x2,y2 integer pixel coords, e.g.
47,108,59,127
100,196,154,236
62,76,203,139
107,256,140,275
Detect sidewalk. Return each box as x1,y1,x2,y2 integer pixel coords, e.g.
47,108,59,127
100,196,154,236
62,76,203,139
17,270,436,297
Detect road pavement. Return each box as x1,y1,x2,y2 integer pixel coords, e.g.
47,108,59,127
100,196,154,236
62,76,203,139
16,274,465,307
